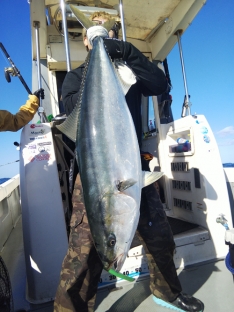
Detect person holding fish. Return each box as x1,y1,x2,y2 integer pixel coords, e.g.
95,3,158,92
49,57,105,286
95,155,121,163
54,9,204,312
0,89,44,132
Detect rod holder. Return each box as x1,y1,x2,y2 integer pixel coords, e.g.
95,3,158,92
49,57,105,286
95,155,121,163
60,0,71,72
119,0,126,41
33,21,48,122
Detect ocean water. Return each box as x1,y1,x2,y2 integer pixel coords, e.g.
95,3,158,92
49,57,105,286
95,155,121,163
0,178,10,185
223,163,234,168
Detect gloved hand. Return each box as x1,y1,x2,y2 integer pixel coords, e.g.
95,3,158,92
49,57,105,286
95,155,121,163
33,88,44,99
104,38,125,59
87,25,109,47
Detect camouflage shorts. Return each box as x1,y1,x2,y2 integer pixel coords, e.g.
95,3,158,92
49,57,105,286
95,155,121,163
54,175,182,311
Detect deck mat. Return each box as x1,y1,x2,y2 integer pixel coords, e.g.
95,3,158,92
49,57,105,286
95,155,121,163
97,279,151,312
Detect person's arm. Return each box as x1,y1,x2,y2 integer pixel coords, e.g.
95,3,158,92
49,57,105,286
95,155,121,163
0,94,39,132
62,67,84,116
104,38,168,96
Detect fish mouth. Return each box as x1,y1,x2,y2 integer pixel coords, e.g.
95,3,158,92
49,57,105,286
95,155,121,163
105,253,125,272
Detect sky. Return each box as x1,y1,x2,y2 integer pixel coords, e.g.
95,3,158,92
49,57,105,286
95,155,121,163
0,0,234,178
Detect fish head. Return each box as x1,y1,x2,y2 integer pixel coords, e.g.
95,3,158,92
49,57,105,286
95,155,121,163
94,191,139,272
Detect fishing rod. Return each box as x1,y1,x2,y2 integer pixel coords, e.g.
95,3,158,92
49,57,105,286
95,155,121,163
0,42,32,94
0,159,19,167
0,41,47,122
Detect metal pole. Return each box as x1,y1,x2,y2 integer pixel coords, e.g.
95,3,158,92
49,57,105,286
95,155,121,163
60,0,71,72
33,21,48,122
176,30,191,117
34,22,42,93
119,0,126,41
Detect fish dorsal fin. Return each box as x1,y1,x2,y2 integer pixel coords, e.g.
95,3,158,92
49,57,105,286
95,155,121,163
56,103,80,142
117,179,137,192
142,171,164,188
56,50,91,141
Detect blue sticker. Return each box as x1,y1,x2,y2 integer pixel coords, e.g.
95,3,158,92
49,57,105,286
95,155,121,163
200,126,208,134
196,120,200,124
203,135,210,143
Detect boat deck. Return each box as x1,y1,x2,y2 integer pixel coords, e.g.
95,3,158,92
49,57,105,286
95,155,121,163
1,216,234,312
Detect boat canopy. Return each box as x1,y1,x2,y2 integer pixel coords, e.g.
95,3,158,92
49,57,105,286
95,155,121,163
30,0,206,65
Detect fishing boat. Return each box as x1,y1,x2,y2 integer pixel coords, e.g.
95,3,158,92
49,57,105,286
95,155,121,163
1,0,234,311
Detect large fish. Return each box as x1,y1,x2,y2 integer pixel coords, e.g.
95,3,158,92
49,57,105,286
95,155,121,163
57,6,163,272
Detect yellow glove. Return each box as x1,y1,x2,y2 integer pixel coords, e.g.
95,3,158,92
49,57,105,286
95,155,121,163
0,94,39,132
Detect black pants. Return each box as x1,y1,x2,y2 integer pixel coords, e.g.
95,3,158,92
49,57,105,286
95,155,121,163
137,182,182,300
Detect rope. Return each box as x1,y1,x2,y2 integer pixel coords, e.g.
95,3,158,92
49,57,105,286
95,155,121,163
0,160,19,167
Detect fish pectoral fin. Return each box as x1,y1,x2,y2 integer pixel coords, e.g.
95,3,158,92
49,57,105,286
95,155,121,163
142,171,164,188
117,179,137,192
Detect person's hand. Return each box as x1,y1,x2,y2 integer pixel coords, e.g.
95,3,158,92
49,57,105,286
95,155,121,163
33,88,44,99
86,26,109,48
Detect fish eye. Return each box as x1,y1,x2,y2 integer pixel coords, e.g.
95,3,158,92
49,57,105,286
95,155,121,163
107,234,116,247
109,239,116,246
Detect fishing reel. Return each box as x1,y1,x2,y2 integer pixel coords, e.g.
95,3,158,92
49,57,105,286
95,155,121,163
4,66,18,83
0,42,32,94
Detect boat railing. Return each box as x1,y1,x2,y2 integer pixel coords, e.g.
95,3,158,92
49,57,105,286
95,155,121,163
0,174,21,251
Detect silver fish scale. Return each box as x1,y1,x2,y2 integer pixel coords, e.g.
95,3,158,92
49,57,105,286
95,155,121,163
77,36,142,272
59,36,142,272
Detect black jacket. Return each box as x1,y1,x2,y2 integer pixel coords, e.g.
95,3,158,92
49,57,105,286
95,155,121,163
62,38,167,146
